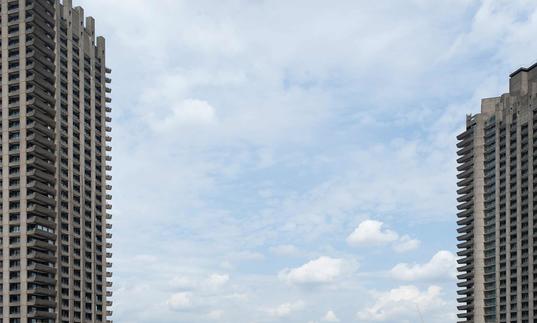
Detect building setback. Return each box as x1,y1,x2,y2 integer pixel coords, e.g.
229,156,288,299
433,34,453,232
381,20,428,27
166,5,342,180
0,0,113,322
457,63,537,323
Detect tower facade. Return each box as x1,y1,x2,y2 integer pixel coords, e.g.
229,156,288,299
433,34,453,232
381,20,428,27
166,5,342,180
0,0,113,322
457,63,537,323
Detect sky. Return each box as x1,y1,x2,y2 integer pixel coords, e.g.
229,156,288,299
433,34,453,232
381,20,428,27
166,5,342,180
72,0,537,322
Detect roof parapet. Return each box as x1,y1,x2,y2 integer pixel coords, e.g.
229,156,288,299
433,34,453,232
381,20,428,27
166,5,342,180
510,61,537,96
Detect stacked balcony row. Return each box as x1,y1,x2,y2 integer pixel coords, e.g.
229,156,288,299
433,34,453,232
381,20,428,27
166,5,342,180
456,122,476,322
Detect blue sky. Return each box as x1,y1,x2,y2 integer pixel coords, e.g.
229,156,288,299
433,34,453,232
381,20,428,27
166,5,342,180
75,0,537,322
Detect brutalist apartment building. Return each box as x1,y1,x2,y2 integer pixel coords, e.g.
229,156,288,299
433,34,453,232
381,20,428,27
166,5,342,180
0,0,113,322
457,62,537,323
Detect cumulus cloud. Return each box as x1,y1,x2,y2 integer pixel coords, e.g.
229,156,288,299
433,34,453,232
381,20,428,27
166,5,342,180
71,0,537,322
205,273,230,289
268,300,306,318
322,310,340,322
279,257,344,285
393,235,421,253
347,220,420,252
357,285,446,321
347,220,398,246
391,250,457,281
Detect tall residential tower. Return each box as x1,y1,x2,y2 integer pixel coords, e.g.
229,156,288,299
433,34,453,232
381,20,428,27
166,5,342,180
0,0,113,322
457,63,537,323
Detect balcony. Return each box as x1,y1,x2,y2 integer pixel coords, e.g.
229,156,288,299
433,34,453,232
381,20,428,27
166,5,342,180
27,192,55,207
27,239,55,252
27,203,55,218
457,144,473,157
457,223,473,234
27,310,55,319
27,216,55,230
27,298,56,308
27,157,55,173
27,273,55,285
27,286,55,296
27,180,55,196
457,200,474,211
27,132,54,149
457,231,473,242
27,145,55,163
457,192,474,203
457,240,473,249
28,250,56,262
27,227,55,240
27,121,54,138
457,177,473,188
27,168,55,183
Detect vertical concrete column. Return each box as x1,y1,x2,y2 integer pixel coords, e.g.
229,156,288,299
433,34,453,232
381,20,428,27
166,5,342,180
474,116,486,323
505,117,513,322
516,108,522,322
53,2,62,322
18,0,28,320
64,3,75,321
495,114,501,321
528,103,534,322
87,16,98,323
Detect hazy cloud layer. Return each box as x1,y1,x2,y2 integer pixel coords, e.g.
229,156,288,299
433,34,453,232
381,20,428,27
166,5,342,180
73,0,537,322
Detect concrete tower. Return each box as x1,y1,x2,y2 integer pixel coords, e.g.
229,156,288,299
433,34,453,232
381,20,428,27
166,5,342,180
0,0,113,322
457,62,537,323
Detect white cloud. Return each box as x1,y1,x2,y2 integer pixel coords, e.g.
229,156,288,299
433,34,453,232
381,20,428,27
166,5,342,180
268,300,306,318
357,285,446,321
322,310,340,322
347,220,398,246
167,292,193,311
279,257,344,285
347,220,421,253
391,250,457,281
393,235,421,253
70,0,537,322
206,273,230,289
169,273,230,292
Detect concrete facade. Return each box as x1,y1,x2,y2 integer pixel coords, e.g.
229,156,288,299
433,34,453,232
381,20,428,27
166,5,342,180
457,62,537,322
0,0,113,322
